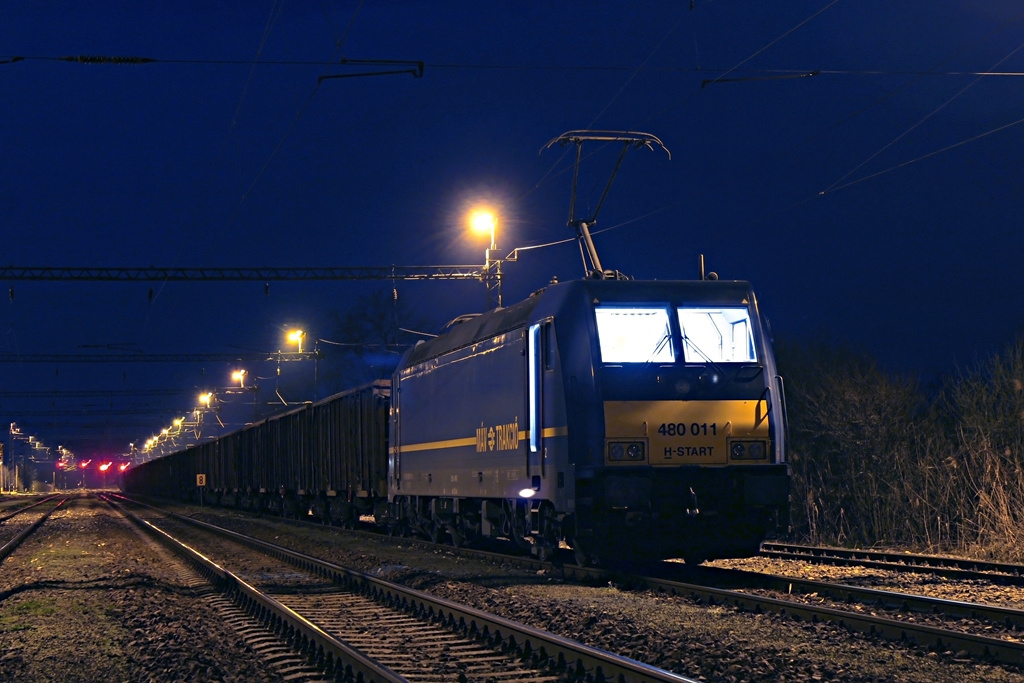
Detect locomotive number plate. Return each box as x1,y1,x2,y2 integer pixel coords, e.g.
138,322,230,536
605,400,769,465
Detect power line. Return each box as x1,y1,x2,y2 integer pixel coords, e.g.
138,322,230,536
0,265,483,281
0,389,184,398
0,351,320,363
5,408,191,417
5,54,1024,78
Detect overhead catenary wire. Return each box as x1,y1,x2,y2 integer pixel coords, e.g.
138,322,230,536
9,52,1024,80
821,36,1024,195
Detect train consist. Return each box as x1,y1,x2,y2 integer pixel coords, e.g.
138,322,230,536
123,276,790,565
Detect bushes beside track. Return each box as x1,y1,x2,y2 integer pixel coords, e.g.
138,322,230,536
779,335,1024,560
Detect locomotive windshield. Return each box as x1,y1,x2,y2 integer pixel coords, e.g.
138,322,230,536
595,304,758,364
678,307,757,363
595,307,675,363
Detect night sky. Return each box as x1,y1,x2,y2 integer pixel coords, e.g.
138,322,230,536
3,2,1023,459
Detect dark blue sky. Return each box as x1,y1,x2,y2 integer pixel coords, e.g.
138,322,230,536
3,2,1023,457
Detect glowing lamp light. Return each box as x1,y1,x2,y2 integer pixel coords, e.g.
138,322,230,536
469,209,496,241
518,488,537,498
119,463,129,472
99,462,112,472
198,392,213,407
287,329,305,353
231,369,247,387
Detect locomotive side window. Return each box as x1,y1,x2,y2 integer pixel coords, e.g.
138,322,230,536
677,307,757,363
595,306,675,363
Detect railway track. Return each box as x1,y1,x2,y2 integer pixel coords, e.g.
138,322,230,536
109,494,696,683
134,498,1024,673
0,494,67,560
760,541,1024,584
688,563,1024,629
581,558,1024,666
302,514,1024,665
0,493,303,681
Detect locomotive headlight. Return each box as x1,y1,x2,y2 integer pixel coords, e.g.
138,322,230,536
748,441,766,460
608,441,646,462
729,440,768,461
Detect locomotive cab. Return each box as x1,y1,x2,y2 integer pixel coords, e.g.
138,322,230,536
566,279,790,565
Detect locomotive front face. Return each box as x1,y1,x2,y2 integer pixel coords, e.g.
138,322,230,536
571,281,790,564
596,304,773,467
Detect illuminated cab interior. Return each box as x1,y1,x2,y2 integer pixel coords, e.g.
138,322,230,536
595,305,757,365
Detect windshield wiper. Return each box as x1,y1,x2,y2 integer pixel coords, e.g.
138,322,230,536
681,334,725,376
646,332,672,363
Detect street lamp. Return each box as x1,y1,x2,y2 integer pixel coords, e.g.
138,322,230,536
287,329,305,353
469,208,502,308
232,369,259,422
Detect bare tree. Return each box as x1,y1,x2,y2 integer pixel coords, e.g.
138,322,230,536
941,337,1024,558
777,337,950,548
319,289,432,392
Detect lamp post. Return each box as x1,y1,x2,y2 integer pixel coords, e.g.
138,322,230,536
232,368,259,422
470,209,502,309
283,329,317,402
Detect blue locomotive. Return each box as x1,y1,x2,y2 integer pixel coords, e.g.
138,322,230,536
388,276,789,564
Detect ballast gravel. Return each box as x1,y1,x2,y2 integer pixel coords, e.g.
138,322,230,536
0,496,285,683
189,507,1024,683
7,493,1024,683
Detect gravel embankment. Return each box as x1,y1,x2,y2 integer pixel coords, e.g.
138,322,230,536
0,497,285,683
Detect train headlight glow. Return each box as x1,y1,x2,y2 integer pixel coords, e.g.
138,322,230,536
518,488,537,498
608,441,646,462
